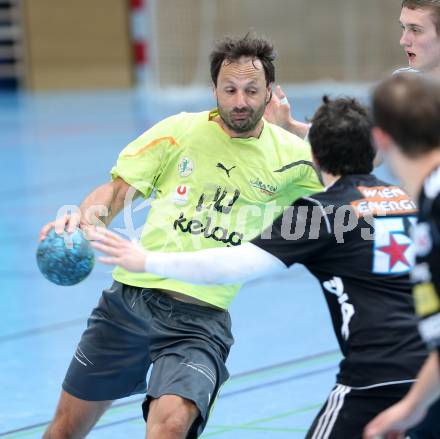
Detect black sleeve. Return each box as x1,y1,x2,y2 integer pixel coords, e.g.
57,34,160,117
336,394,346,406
251,197,334,267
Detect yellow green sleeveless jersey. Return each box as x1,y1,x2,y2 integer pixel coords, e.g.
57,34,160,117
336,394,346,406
111,110,322,309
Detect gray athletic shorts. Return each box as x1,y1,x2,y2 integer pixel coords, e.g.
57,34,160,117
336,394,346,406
62,281,234,438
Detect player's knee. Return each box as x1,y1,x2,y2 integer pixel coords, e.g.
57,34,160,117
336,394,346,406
149,396,198,438
162,414,191,437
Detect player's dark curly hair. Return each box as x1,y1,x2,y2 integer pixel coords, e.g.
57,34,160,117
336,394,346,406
373,73,440,157
402,0,440,34
210,33,276,86
308,96,375,176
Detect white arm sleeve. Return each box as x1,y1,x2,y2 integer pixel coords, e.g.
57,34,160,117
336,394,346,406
145,242,287,285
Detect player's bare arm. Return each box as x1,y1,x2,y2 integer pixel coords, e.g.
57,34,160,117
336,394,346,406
39,177,140,241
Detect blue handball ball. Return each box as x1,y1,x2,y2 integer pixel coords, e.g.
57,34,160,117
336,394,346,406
36,229,95,286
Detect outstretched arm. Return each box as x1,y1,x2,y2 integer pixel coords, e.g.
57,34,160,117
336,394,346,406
90,228,287,284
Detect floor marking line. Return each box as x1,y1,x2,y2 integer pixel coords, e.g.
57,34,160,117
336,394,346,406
0,361,336,436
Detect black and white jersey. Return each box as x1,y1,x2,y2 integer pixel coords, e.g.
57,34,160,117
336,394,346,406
252,174,428,388
413,166,440,351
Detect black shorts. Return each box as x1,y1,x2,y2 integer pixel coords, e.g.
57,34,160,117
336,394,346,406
306,383,440,439
62,281,234,438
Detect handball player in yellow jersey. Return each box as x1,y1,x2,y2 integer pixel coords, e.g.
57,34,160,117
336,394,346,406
38,34,322,439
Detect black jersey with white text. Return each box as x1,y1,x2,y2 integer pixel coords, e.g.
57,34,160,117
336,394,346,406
413,167,440,351
252,174,428,388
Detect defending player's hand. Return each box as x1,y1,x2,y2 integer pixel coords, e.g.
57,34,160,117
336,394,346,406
264,85,293,129
90,227,147,272
264,85,310,139
362,399,426,439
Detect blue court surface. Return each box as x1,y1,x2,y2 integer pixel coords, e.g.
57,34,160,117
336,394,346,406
0,84,387,438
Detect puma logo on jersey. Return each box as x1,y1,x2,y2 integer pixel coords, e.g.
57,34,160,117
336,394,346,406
323,277,355,341
217,162,236,178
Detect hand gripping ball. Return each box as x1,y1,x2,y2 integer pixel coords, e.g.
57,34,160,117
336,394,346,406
36,229,95,286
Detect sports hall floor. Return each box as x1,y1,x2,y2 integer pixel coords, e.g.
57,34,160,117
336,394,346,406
0,83,387,438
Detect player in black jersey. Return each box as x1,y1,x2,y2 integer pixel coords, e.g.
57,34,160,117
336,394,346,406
91,96,434,438
363,73,440,438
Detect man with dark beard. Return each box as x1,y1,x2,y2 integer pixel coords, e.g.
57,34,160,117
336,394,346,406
38,34,322,439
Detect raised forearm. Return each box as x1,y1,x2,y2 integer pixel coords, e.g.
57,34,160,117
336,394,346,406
285,120,311,140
